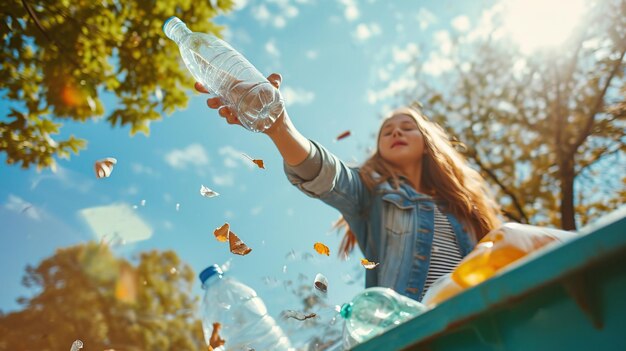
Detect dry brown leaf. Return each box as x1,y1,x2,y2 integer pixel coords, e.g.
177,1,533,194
313,242,330,256
252,159,265,169
114,262,138,303
242,153,265,169
229,231,252,256
361,258,380,269
282,310,317,321
209,322,225,350
213,223,230,242
94,157,117,178
335,130,351,141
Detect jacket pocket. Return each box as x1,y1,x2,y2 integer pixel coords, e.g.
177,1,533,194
382,195,415,236
379,195,415,289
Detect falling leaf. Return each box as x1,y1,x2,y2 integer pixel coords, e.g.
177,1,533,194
313,242,330,256
115,262,138,303
213,223,230,242
200,185,220,198
282,310,317,321
229,231,252,256
242,153,265,169
314,273,328,293
361,258,379,269
335,130,351,141
70,339,83,351
94,157,117,178
208,322,225,350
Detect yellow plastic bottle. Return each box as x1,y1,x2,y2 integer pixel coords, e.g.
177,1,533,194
452,223,576,288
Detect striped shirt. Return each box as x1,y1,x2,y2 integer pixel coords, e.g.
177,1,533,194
420,206,464,300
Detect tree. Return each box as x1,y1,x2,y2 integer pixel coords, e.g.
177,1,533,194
0,0,234,170
0,242,205,350
410,0,625,230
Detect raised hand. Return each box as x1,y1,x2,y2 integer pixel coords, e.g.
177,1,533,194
195,73,283,130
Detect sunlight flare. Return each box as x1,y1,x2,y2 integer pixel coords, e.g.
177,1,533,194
502,0,586,53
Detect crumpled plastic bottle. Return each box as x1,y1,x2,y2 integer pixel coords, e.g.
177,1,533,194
339,287,428,348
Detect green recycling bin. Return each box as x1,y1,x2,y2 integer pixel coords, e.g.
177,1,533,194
354,207,626,351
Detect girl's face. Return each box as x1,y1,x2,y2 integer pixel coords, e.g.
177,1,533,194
378,114,425,168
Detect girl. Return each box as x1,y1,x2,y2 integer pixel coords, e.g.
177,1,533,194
195,73,501,301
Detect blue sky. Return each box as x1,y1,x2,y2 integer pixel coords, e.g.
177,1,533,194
0,0,593,345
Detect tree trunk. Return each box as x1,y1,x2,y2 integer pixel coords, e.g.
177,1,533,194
559,160,577,230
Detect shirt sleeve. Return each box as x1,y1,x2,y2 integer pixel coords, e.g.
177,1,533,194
285,139,322,181
283,140,371,220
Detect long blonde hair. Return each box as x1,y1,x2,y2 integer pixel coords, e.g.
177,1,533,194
336,106,501,258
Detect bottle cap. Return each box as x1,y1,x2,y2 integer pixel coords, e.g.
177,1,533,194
340,302,353,319
199,264,223,285
163,16,181,32
161,16,183,33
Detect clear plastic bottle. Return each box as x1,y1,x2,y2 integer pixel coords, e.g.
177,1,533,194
163,16,284,133
198,264,293,351
339,287,428,347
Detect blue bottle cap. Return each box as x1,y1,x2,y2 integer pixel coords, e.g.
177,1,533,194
340,302,353,319
199,264,223,285
162,16,181,33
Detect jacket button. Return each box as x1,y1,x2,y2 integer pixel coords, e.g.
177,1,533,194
405,287,419,294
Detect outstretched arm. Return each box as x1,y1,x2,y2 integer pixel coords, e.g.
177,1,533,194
195,73,310,166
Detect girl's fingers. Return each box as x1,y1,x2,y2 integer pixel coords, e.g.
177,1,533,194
218,107,240,125
207,97,222,109
195,82,210,93
218,106,230,118
267,73,282,89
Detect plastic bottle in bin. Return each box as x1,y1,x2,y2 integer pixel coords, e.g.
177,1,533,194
420,273,464,308
339,287,428,347
163,16,284,133
451,223,578,288
198,264,293,351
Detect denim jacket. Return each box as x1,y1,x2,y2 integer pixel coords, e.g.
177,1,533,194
284,141,477,301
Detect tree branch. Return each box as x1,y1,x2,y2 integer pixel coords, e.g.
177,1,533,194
569,47,626,157
575,144,623,176
467,147,530,223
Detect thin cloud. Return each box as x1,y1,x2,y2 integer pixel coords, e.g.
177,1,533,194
392,43,419,63
4,194,41,221
164,144,209,169
353,22,382,41
416,8,437,30
218,145,253,169
451,15,471,32
232,0,248,10
339,0,359,21
250,206,263,216
251,0,303,28
212,173,235,187
305,50,318,60
422,51,454,76
281,86,315,105
30,165,93,194
265,39,281,57
130,162,157,176
366,77,417,105
433,30,453,55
